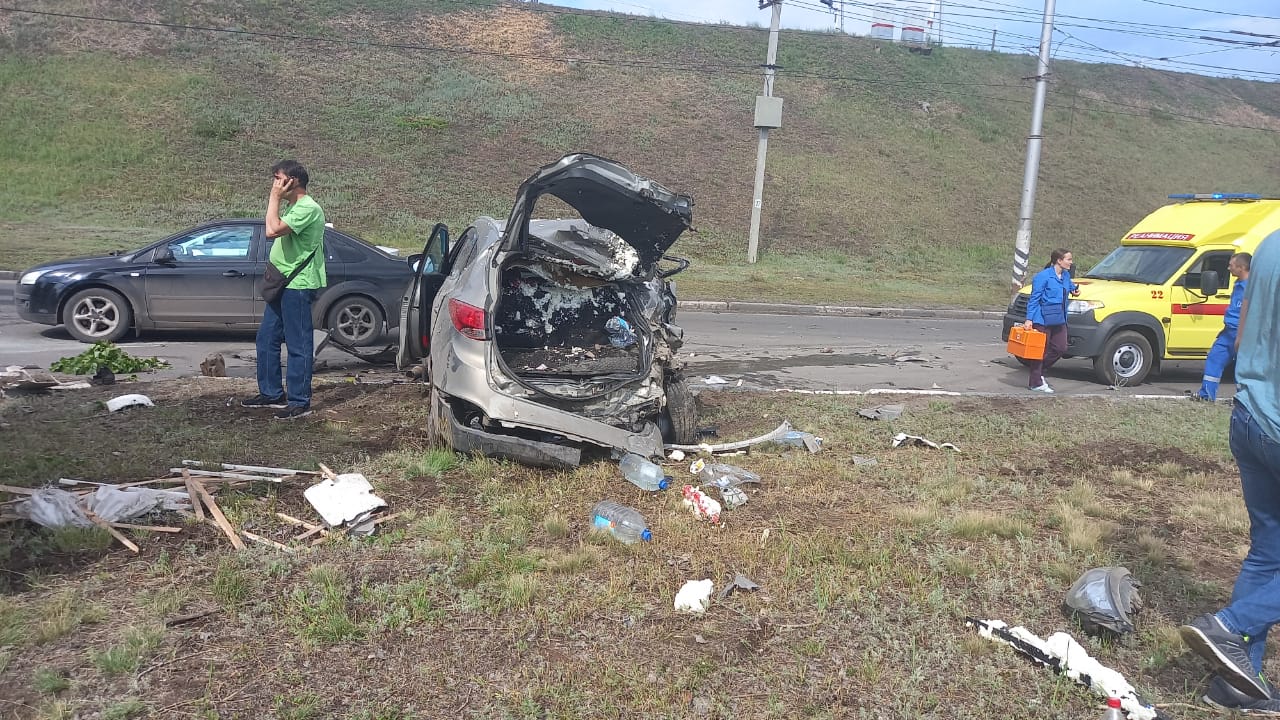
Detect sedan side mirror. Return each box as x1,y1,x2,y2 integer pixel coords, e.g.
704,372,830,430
154,246,176,264
1200,270,1221,297
408,253,423,273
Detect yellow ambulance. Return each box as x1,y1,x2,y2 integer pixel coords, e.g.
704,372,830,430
1002,193,1280,386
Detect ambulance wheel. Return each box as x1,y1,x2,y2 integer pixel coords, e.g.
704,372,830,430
1094,331,1152,386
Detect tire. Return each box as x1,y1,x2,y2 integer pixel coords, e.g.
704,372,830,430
659,373,698,444
326,296,383,347
64,287,132,343
1093,330,1154,386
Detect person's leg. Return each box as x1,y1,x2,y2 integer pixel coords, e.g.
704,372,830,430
281,289,315,408
255,298,285,400
1027,323,1047,388
1200,330,1235,401
1040,324,1069,371
1219,403,1280,674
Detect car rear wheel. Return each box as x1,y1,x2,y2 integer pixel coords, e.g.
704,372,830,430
1093,330,1153,386
327,296,383,346
659,373,698,444
64,287,131,344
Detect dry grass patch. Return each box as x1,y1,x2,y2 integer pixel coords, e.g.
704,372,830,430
1054,501,1106,553
1176,491,1249,535
1109,468,1155,492
947,511,1031,540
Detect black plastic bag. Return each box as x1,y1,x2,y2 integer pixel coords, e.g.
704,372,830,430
1063,566,1143,636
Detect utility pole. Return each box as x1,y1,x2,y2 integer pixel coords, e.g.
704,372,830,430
990,29,996,51
1009,0,1055,294
747,0,783,264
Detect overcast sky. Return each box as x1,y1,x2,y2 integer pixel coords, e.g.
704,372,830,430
551,0,1280,81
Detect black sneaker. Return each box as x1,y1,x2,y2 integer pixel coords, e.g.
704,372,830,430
274,404,312,420
1204,675,1280,714
1181,613,1270,699
241,394,287,409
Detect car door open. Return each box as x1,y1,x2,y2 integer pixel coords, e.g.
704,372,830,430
396,223,450,370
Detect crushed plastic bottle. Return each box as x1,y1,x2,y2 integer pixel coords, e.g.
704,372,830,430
620,453,670,491
605,316,637,348
690,459,761,486
777,430,823,452
590,500,652,544
1100,697,1124,720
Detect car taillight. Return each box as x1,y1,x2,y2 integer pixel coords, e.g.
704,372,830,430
449,299,489,340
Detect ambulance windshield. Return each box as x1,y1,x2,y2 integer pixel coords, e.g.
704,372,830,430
1082,245,1194,285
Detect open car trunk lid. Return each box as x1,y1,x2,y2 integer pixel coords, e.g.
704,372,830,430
502,153,693,269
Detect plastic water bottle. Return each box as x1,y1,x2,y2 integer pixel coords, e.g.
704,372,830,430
605,317,637,348
1101,698,1124,720
620,453,670,491
590,501,652,544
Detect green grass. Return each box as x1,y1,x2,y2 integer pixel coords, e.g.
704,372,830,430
89,626,164,675
32,667,70,694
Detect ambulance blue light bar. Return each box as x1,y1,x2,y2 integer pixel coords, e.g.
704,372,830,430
1168,193,1261,200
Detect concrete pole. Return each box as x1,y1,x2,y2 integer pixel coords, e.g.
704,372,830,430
747,1,782,264
1010,0,1055,294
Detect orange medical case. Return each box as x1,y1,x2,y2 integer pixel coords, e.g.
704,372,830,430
1007,326,1047,360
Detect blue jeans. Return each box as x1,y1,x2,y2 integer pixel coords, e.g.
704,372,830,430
1199,327,1237,401
256,288,315,407
1219,402,1280,674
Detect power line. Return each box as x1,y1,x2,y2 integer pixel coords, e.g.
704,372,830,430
1133,0,1280,21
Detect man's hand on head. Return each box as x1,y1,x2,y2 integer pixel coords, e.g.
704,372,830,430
270,176,293,200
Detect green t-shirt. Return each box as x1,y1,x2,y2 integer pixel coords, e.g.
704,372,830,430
269,194,327,290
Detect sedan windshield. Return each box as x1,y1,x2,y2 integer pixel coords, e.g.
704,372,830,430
1082,246,1194,284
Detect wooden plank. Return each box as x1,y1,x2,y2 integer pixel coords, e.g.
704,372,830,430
275,512,322,531
86,511,139,553
317,463,339,482
182,470,206,523
241,530,296,553
182,460,316,477
189,480,245,550
108,522,182,533
171,469,282,484
0,484,36,495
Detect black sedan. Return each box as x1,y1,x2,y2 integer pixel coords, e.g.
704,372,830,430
14,219,412,347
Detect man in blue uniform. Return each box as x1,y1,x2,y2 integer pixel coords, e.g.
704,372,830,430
1198,252,1251,402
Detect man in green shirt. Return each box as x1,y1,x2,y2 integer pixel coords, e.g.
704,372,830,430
241,160,327,419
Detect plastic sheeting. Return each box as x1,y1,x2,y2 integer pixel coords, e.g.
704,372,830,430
15,485,192,528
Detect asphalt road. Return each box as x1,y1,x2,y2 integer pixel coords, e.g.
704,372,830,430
0,280,1215,398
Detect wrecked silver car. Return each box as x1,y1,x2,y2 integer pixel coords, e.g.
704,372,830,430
397,153,697,468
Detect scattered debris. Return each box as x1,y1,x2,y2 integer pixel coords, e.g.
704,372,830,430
851,455,879,466
703,375,730,385
200,353,226,377
777,430,823,453
49,341,167,375
665,420,794,453
105,394,154,412
90,366,116,386
668,449,686,462
891,432,959,452
164,608,220,627
858,404,904,421
894,355,929,363
304,464,388,534
716,573,761,600
967,618,1163,720
1064,567,1143,637
0,365,79,394
674,579,714,614
13,485,191,529
681,485,722,524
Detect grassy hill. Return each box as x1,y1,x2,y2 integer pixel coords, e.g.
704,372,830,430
2,0,1278,307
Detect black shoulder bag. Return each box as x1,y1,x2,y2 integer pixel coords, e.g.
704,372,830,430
261,248,318,303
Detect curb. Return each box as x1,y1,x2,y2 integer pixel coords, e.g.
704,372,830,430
0,271,15,280
681,300,1004,321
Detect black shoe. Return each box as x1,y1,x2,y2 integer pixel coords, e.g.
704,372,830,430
1204,675,1280,714
1181,613,1270,699
241,394,287,409
274,404,312,420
